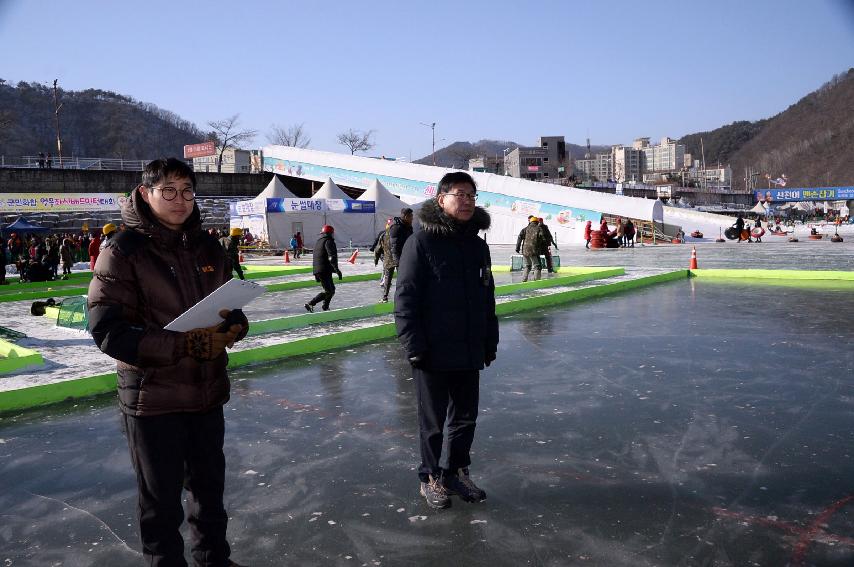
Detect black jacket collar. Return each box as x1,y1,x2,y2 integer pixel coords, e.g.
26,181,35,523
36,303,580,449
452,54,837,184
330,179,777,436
417,198,490,237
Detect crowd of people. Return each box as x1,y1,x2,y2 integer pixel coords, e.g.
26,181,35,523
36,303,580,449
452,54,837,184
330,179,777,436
1,225,123,282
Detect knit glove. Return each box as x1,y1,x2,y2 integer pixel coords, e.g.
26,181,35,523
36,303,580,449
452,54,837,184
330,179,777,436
184,310,244,361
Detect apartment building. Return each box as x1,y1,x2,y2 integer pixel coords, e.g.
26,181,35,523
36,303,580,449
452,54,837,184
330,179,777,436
192,147,252,173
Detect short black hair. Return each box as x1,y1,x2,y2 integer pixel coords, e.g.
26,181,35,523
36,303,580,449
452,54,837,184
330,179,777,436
141,158,196,189
401,207,413,216
437,171,476,194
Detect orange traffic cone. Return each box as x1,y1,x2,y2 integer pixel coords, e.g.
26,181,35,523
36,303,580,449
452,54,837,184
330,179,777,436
283,249,290,264
689,246,698,270
347,249,359,264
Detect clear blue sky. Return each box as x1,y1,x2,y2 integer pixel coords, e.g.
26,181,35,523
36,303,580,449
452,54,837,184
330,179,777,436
1,0,853,159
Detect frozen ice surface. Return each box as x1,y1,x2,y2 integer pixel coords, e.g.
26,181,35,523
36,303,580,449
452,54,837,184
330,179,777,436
2,280,854,565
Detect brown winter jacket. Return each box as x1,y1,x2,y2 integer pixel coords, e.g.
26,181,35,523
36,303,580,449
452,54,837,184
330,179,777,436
87,188,247,416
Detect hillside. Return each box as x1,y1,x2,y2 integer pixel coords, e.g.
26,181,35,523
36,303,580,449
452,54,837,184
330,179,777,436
680,68,854,188
0,80,207,159
414,139,610,168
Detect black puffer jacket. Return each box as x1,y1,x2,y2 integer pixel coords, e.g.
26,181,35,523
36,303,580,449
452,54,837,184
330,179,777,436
87,188,247,416
394,199,498,371
388,217,413,267
312,233,340,276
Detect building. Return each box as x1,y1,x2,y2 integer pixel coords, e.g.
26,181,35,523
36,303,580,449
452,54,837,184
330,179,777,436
611,145,642,183
503,136,570,181
574,152,613,182
193,147,252,173
504,147,546,180
468,155,504,175
687,164,732,191
641,137,685,172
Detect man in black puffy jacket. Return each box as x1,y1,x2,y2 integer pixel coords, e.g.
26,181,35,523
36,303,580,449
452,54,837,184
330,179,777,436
394,171,498,510
381,208,413,302
305,225,342,312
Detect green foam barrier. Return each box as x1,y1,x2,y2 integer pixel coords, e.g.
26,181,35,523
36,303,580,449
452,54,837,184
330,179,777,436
495,270,688,316
0,373,116,412
690,269,854,281
0,338,44,375
249,268,623,336
0,286,91,304
0,269,680,413
264,272,381,292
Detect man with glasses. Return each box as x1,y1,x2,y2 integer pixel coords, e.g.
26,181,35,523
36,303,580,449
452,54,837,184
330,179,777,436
395,171,498,509
88,158,249,567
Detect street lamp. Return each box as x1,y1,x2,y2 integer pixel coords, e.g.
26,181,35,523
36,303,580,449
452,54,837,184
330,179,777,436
420,122,436,166
52,79,64,168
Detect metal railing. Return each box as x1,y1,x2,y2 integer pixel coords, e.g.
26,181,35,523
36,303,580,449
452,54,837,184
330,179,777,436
0,156,150,171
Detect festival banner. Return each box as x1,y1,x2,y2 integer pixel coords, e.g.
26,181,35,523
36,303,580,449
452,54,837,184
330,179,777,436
0,193,129,212
754,187,854,203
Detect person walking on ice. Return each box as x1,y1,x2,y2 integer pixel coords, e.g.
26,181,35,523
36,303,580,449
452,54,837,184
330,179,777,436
305,224,342,312
395,171,498,509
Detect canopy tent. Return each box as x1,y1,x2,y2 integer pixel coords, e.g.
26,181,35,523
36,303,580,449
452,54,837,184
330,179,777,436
749,202,768,215
312,178,349,200
257,175,298,200
4,217,50,233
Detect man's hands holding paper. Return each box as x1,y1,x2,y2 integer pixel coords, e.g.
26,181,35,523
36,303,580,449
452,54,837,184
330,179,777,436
185,309,248,361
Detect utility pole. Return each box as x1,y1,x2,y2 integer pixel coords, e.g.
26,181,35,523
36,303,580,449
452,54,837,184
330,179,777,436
52,79,64,168
420,122,436,166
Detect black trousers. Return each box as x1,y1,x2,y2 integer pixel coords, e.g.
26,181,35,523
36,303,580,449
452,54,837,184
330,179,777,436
230,255,245,280
122,408,231,567
309,272,336,308
382,266,395,299
413,367,480,482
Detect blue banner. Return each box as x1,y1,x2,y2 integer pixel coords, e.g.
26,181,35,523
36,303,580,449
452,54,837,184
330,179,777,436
754,187,854,202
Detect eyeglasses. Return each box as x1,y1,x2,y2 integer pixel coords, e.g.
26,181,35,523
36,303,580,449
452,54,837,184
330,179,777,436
444,192,478,201
151,186,195,201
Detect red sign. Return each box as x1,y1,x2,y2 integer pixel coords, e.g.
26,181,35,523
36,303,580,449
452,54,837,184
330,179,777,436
183,141,217,159
527,165,540,172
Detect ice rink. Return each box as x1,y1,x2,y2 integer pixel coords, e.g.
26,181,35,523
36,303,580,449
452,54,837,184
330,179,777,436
1,262,853,565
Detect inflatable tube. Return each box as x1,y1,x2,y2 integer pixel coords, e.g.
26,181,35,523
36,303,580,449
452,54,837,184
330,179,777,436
751,227,765,237
690,231,703,238
724,227,739,240
809,234,823,240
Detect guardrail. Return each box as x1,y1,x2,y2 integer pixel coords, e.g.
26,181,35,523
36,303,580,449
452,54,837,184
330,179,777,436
0,156,151,171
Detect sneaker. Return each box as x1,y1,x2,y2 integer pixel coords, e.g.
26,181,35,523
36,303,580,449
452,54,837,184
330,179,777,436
420,476,451,509
381,297,388,303
321,304,330,311
304,303,313,313
444,468,486,502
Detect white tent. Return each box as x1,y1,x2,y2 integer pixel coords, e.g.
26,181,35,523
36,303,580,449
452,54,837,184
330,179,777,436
257,175,298,200
749,202,768,215
313,177,349,200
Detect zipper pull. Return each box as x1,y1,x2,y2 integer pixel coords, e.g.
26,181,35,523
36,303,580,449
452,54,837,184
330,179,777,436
182,232,188,248
169,266,177,279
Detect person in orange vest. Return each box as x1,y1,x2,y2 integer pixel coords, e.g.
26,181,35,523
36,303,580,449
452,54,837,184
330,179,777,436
88,232,102,270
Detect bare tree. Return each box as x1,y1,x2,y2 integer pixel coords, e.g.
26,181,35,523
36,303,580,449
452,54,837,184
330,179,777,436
266,123,311,148
207,114,258,172
337,129,375,155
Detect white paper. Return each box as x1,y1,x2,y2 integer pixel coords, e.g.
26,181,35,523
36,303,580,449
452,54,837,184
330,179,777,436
164,279,265,332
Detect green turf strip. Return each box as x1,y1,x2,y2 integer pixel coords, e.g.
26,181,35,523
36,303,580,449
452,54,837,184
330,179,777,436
248,268,624,336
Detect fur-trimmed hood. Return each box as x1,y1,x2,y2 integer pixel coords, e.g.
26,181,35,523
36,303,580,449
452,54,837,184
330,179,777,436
417,198,491,237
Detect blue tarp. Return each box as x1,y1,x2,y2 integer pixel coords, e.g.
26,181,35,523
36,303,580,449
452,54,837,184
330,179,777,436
4,217,50,233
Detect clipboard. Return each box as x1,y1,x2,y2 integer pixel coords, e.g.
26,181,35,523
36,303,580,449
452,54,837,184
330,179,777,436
164,279,265,332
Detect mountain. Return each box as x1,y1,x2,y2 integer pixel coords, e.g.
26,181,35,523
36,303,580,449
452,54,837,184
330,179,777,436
414,139,610,168
0,80,207,159
679,68,854,188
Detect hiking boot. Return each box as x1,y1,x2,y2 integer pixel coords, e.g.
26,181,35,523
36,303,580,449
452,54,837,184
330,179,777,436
420,476,451,509
304,303,314,313
443,468,486,502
